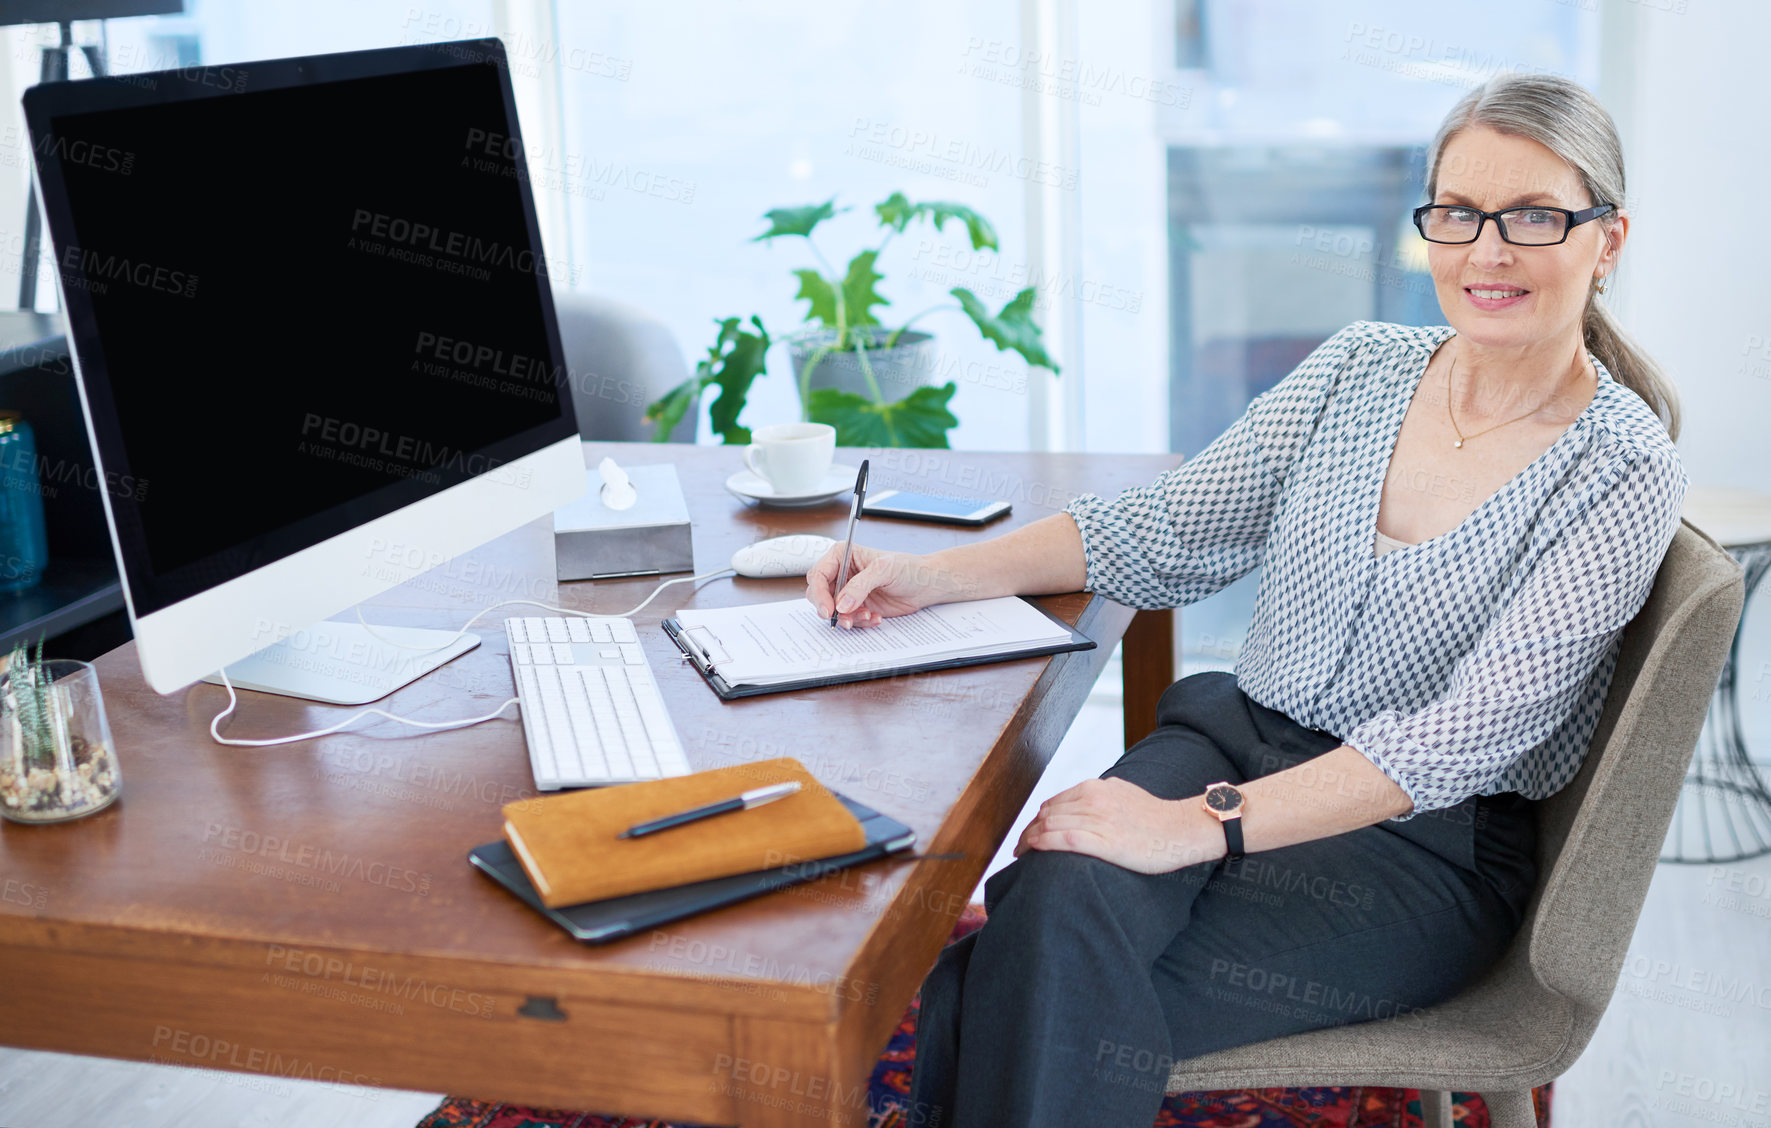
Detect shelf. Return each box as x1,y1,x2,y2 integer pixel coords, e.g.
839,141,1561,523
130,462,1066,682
0,556,124,652
0,310,65,362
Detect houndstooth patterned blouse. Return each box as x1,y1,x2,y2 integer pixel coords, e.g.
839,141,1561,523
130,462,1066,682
1066,320,1688,822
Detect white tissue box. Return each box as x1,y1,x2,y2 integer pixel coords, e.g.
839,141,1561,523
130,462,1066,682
553,462,694,581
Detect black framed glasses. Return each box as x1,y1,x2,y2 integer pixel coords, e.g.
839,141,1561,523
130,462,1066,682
1412,202,1615,246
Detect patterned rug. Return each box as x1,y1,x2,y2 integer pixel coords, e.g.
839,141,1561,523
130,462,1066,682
420,906,1551,1128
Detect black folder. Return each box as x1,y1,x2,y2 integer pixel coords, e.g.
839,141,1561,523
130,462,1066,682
661,597,1095,701
468,793,916,943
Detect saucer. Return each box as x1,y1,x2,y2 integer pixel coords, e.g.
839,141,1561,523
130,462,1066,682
726,464,860,508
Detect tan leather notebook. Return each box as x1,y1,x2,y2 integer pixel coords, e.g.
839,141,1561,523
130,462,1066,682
500,758,867,908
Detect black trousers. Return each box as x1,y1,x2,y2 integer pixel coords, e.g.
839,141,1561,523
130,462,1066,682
908,670,1537,1128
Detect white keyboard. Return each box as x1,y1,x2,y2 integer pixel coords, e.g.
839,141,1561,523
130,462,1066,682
505,616,690,789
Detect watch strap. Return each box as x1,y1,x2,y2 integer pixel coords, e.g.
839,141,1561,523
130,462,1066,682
1222,814,1244,859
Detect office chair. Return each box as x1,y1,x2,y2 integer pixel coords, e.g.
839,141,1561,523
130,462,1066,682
1161,520,1746,1128
550,289,697,443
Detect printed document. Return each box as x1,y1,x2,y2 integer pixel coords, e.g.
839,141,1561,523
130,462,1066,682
673,597,1072,688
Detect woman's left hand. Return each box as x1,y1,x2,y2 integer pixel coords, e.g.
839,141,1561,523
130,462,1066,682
1013,777,1226,874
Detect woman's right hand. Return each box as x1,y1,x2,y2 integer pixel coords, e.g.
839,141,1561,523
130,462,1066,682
805,512,1085,628
805,543,957,628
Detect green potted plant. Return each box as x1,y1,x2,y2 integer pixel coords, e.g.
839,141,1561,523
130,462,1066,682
644,192,1058,448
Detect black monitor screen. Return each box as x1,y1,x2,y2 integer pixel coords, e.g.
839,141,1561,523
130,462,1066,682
30,44,574,615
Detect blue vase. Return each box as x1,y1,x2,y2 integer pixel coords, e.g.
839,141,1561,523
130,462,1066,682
0,411,50,593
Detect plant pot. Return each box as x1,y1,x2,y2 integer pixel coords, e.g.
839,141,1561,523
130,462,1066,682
788,329,935,410
1,658,121,823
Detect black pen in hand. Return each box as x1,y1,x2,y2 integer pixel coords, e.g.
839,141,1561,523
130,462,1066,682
616,781,802,839
830,459,870,626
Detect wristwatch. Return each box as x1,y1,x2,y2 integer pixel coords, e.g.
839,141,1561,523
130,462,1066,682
1201,781,1246,860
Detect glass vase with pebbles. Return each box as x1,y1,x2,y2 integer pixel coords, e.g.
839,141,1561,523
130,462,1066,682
1,642,121,823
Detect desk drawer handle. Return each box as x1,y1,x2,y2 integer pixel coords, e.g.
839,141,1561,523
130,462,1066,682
518,995,568,1022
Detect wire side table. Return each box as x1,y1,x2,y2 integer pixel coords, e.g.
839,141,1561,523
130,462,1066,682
1661,487,1771,864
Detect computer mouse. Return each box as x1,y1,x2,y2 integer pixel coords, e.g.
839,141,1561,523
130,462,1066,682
730,534,838,578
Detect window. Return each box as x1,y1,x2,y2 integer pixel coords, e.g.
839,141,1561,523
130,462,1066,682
553,1,1036,449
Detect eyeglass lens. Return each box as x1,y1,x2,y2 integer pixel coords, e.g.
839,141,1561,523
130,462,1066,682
1418,206,1568,245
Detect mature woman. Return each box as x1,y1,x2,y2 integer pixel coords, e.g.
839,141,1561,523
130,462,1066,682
805,73,1685,1126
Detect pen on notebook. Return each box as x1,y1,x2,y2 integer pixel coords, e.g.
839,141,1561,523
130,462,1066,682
831,458,871,626
616,781,802,839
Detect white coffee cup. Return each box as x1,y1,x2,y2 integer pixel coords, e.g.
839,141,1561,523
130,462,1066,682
744,422,836,494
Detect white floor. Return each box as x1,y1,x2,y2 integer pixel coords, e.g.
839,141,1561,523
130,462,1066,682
0,1054,441,1128
3,648,1767,1127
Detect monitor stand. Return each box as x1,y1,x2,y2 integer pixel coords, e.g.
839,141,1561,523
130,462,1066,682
200,621,481,706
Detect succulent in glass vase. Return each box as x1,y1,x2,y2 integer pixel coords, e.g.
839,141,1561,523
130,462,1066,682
0,639,121,823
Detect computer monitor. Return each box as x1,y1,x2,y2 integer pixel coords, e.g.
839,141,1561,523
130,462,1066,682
22,38,586,702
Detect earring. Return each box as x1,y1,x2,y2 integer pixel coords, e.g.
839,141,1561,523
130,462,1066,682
1594,275,1608,295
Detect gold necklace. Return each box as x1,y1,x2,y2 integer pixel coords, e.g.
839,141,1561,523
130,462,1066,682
1444,353,1579,450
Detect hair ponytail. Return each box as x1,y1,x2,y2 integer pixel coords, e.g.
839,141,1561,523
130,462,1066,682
1584,294,1681,440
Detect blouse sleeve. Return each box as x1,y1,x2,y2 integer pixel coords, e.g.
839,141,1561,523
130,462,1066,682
1061,323,1359,610
1343,447,1689,821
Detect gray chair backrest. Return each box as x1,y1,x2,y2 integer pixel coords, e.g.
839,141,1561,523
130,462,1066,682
551,289,697,443
1520,520,1744,1020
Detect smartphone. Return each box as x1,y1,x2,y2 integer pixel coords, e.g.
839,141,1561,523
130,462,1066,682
862,489,1011,527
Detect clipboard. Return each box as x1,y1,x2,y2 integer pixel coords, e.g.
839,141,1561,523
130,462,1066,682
662,597,1096,700
468,792,916,943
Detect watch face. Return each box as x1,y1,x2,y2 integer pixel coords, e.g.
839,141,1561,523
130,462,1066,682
1205,784,1242,813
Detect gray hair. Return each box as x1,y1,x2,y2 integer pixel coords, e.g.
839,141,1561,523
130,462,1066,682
1426,73,1680,441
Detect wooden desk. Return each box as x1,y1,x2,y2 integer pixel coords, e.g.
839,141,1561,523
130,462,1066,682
0,443,1179,1127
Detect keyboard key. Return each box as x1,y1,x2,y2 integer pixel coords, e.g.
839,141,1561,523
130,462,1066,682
603,669,644,765
602,676,637,775
608,681,648,751
564,669,606,776
620,643,645,665
522,617,548,643
637,700,672,739
590,620,613,643
566,617,591,643
552,643,574,664
586,669,626,759
610,619,637,643
545,618,569,643
507,619,528,643
534,673,574,780
511,642,532,665
517,667,558,781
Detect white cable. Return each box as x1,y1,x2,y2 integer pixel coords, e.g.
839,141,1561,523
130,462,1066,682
207,667,520,747
352,568,736,653
208,567,736,747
